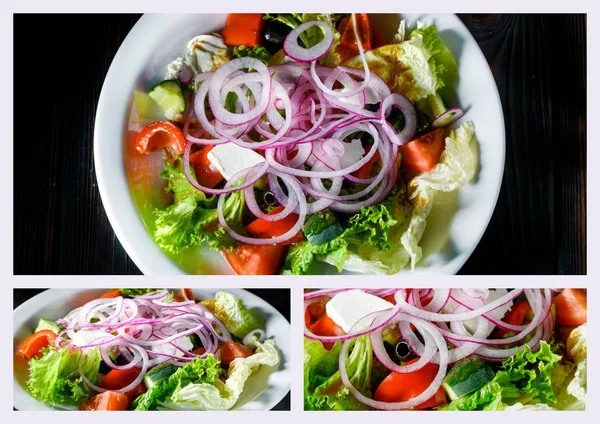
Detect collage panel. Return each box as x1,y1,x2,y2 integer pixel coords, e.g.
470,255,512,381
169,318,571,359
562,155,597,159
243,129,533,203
13,13,585,276
13,288,291,411
303,288,587,411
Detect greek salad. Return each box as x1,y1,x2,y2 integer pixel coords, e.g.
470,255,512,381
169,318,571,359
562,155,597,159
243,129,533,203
127,13,476,275
304,288,587,410
15,289,280,410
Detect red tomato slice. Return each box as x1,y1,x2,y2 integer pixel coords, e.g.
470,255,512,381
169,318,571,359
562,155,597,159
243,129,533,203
222,243,287,275
80,391,131,411
189,146,224,189
220,339,254,366
374,359,448,409
399,128,446,172
553,289,587,326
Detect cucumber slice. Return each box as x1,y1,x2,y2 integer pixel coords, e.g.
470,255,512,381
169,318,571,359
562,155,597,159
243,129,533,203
148,80,186,121
442,358,495,400
144,363,177,389
133,89,165,124
303,210,344,246
34,318,61,334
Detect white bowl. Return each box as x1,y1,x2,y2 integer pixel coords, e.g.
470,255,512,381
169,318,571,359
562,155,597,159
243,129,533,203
13,288,291,411
94,13,504,275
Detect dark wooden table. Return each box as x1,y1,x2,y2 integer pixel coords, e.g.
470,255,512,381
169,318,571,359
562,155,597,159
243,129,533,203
13,14,586,275
13,288,291,411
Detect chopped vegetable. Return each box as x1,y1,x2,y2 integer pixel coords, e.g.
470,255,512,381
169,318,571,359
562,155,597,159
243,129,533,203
223,243,287,275
200,291,264,339
374,359,448,409
220,339,254,366
232,45,272,65
148,80,187,122
400,128,446,172
99,289,121,299
100,368,147,399
34,318,61,334
554,289,587,326
19,330,58,360
222,14,264,47
189,146,224,189
134,120,186,155
442,358,495,400
246,205,304,244
80,391,131,411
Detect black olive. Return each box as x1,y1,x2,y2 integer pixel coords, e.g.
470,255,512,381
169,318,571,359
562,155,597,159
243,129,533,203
395,341,413,360
264,191,276,205
262,21,293,54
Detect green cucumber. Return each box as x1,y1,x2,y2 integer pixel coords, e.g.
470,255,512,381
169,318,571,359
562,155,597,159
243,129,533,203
303,210,344,246
34,318,61,334
148,80,186,121
143,363,177,389
442,358,495,400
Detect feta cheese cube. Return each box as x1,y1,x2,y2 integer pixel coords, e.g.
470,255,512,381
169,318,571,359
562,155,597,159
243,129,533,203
71,329,113,348
151,335,194,358
207,143,265,180
443,289,514,334
340,139,366,169
326,290,394,333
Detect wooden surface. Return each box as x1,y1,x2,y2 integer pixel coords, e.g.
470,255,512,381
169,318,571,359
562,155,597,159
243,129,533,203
13,14,586,275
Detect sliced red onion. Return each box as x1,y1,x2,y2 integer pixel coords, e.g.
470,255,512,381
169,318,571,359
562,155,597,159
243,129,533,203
243,329,266,348
178,65,194,85
432,107,465,128
283,21,334,62
380,93,417,146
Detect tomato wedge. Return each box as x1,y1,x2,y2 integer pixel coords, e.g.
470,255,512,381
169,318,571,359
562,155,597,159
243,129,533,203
400,128,446,172
492,300,533,339
135,120,186,155
19,329,57,360
310,314,345,351
174,288,196,302
304,297,330,327
100,289,121,299
80,391,131,411
374,359,448,409
352,146,380,179
189,146,224,189
221,14,264,47
337,14,373,62
222,243,287,275
100,368,146,399
220,339,254,366
245,206,304,245
553,289,587,326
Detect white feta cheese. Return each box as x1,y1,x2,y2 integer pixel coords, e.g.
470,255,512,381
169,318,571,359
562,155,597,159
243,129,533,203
443,289,514,334
340,139,366,169
71,329,113,348
151,335,194,358
326,290,394,333
207,143,265,180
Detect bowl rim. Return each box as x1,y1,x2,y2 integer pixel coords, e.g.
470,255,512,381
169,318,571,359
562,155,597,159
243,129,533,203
13,288,291,411
94,13,505,276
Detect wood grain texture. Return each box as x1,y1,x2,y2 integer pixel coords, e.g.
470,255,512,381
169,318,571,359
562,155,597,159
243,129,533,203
13,14,586,275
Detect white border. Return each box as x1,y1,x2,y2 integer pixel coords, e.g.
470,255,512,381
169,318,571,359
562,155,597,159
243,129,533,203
2,0,595,422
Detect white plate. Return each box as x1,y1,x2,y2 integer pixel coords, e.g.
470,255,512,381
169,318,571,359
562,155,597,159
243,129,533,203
13,289,291,411
94,13,504,275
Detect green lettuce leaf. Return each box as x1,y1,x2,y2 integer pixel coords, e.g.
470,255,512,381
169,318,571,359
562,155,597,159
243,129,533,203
157,340,279,410
27,347,101,406
152,159,243,254
283,186,412,275
402,121,477,269
232,45,272,65
410,23,459,102
201,291,263,339
116,288,162,298
343,36,438,102
441,341,562,411
133,354,223,410
304,336,372,411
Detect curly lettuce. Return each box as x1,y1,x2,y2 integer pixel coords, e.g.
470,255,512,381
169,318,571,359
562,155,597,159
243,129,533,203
201,291,263,339
26,347,101,407
304,336,371,411
152,159,243,254
155,340,279,411
402,121,477,269
441,341,563,411
283,186,410,275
